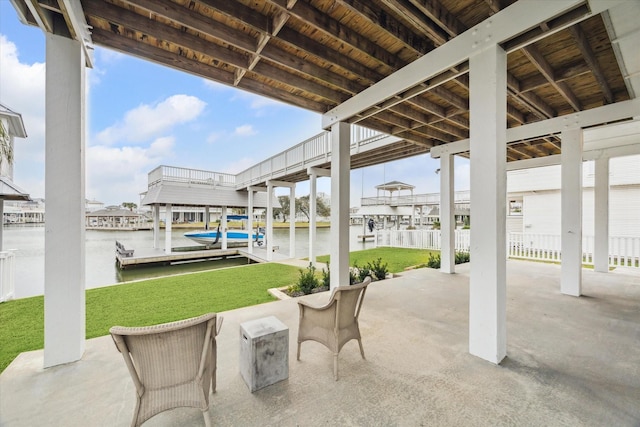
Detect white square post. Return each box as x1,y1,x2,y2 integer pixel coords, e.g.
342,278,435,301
266,182,274,261
221,206,228,250
44,34,86,368
289,185,296,258
468,44,507,364
330,122,350,289
247,189,254,254
593,156,609,273
561,128,584,296
164,204,172,254
309,172,318,265
440,153,455,273
153,205,160,249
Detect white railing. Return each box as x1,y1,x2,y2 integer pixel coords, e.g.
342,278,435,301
0,250,16,302
361,190,471,207
375,229,470,252
375,230,639,269
235,124,387,188
148,165,236,188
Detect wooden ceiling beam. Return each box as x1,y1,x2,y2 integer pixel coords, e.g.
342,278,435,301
268,0,403,71
519,60,591,92
406,0,464,39
87,1,346,105
122,0,257,53
90,27,329,112
522,44,582,111
377,0,450,46
568,24,614,104
335,0,435,56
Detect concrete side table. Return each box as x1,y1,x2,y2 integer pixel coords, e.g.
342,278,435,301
239,316,289,392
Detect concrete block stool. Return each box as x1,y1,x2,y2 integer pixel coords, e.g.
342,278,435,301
239,316,289,392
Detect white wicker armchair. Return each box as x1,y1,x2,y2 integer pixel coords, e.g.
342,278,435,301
110,313,223,427
297,276,371,380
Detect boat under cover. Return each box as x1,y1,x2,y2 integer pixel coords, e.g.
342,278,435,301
184,216,264,245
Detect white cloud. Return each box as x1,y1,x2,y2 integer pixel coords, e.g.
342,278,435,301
87,137,175,204
206,131,223,144
234,124,257,137
219,157,257,174
95,94,206,144
0,35,46,197
202,79,230,91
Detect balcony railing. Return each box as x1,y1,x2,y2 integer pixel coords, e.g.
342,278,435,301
234,124,388,188
361,190,471,207
148,165,236,188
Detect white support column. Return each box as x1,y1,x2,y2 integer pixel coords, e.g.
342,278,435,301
309,172,318,265
440,153,455,274
204,206,210,231
44,34,86,368
221,206,228,250
266,182,274,261
330,122,350,289
561,128,584,296
289,185,296,258
0,201,4,251
153,205,160,249
468,44,507,364
165,204,172,254
594,156,610,273
247,190,254,254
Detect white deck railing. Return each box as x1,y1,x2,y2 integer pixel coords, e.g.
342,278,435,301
375,230,639,268
234,124,388,188
148,165,236,188
361,190,471,207
0,250,16,302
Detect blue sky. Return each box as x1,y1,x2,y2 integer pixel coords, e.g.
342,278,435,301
0,2,469,207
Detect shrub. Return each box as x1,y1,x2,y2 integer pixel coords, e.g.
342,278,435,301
349,269,358,285
297,263,320,295
321,262,330,288
455,251,470,264
426,252,471,269
368,257,389,280
426,253,441,269
353,262,371,283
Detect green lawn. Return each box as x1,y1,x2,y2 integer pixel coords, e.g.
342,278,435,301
0,248,438,373
316,247,438,273
0,263,300,373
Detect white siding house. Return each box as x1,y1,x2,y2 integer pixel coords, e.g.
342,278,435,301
507,154,640,237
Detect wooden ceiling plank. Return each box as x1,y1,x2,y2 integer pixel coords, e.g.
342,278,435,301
122,0,257,53
568,24,614,104
335,0,435,55
90,27,328,112
522,44,582,111
377,0,450,46
269,0,404,71
85,1,249,69
406,0,465,39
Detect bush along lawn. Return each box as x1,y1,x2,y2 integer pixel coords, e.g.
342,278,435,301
316,247,440,273
0,263,300,374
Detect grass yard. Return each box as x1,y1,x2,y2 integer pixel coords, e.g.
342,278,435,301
316,247,438,273
0,263,299,374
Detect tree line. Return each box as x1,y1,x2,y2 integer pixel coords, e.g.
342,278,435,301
273,195,330,222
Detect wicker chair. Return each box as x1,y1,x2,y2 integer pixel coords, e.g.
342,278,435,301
297,276,371,380
110,313,223,427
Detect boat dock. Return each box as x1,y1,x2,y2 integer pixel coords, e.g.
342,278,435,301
115,244,293,269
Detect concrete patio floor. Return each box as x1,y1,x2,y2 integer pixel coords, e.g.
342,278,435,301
1,260,639,426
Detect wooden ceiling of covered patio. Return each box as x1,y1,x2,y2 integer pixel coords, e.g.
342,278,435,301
13,0,630,164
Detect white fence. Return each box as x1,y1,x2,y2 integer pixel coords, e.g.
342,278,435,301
0,250,16,302
375,230,639,268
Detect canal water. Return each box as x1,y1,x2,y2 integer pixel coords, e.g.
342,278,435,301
5,224,374,299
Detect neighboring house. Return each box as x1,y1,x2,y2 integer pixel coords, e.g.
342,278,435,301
0,102,30,302
507,154,640,237
86,205,150,230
